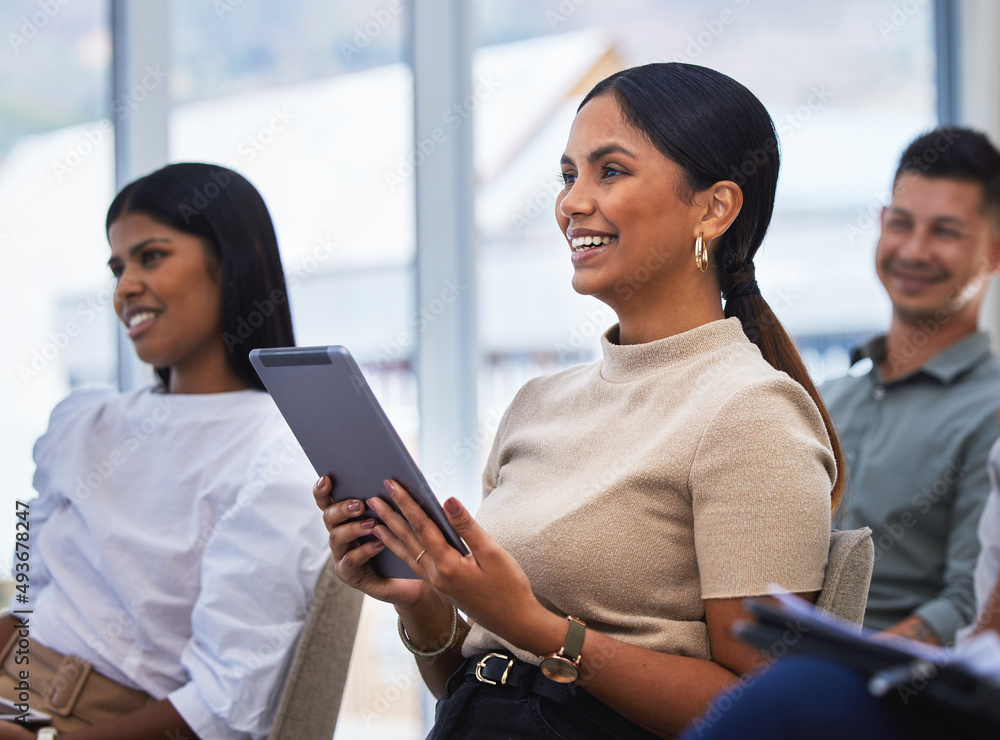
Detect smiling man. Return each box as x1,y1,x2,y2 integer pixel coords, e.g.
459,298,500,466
823,127,1000,645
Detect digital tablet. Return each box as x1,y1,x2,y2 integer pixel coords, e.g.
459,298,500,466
250,345,469,579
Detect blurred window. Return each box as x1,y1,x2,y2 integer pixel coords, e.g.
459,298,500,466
474,0,935,425
0,1,939,737
0,0,114,577
169,3,423,736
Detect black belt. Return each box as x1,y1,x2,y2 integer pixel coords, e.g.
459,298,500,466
458,652,658,739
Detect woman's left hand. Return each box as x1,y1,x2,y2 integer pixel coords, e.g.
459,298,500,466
0,721,37,739
369,481,560,653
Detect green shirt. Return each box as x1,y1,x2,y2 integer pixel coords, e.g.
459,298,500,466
822,331,1000,644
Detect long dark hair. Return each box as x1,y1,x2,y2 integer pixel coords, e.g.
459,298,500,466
106,163,295,391
581,63,844,509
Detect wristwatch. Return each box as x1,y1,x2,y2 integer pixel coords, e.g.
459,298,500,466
37,729,59,740
539,615,586,683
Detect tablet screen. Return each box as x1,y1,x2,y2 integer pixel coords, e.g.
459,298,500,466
251,345,468,579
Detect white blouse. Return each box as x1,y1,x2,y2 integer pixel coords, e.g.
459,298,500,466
16,386,328,740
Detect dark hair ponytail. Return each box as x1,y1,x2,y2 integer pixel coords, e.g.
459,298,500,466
106,163,295,391
581,63,843,509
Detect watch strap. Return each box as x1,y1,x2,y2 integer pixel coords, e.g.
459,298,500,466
563,616,586,660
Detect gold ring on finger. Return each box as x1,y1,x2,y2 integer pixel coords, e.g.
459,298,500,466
415,548,427,565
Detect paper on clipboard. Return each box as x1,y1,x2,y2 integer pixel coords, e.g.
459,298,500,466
767,590,956,665
737,588,1000,728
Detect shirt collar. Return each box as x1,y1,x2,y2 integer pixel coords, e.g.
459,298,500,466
850,331,994,384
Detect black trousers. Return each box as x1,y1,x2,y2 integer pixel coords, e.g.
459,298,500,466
678,656,998,740
425,655,661,740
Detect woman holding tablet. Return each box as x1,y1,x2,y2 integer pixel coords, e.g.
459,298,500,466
0,164,328,740
317,63,843,738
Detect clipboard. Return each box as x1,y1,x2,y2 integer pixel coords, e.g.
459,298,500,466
735,593,1000,727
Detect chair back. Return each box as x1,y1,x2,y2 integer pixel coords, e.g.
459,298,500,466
267,557,364,740
815,527,874,630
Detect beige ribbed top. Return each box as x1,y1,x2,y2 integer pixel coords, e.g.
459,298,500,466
462,318,836,663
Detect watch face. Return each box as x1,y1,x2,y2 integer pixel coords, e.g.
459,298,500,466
540,656,579,683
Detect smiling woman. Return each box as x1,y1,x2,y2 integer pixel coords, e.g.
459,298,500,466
555,94,738,342
105,164,296,394
107,214,237,395
317,63,845,740
0,164,329,740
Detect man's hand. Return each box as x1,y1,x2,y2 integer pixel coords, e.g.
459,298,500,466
881,614,942,645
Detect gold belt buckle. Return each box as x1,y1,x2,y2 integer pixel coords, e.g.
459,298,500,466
475,652,514,686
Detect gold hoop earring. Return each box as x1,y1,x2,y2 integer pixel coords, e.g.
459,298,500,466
695,236,708,272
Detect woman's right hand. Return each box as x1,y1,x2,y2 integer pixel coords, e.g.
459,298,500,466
313,475,429,607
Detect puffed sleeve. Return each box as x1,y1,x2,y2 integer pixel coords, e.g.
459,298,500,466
11,387,116,610
31,388,116,520
690,377,836,599
167,436,329,740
